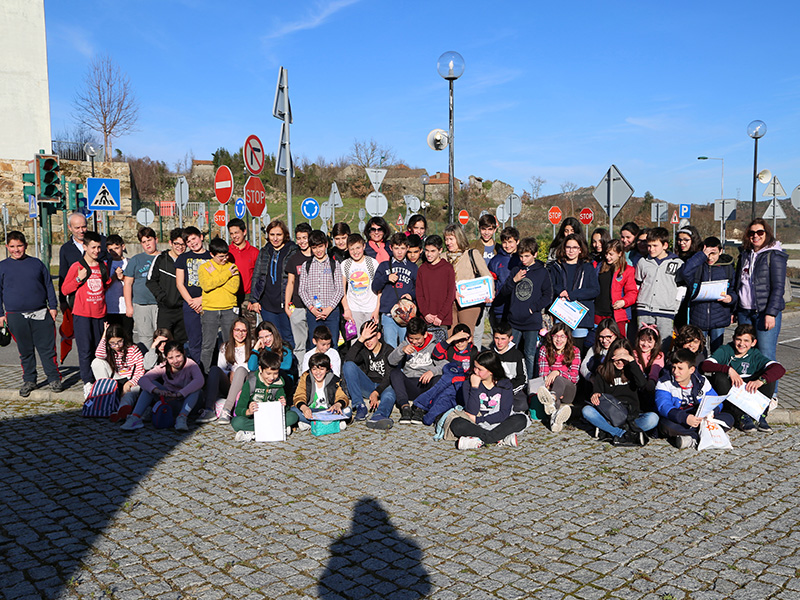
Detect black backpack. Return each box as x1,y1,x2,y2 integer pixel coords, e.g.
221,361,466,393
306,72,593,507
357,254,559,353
66,257,109,309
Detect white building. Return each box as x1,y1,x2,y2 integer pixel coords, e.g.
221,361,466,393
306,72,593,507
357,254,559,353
0,0,51,160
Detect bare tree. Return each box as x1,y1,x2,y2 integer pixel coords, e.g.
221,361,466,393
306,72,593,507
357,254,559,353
73,55,139,160
560,180,578,216
348,138,397,168
529,175,546,201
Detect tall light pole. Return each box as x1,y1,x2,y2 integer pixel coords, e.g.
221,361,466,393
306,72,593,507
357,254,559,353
747,120,767,222
420,173,429,207
437,51,464,225
698,156,725,244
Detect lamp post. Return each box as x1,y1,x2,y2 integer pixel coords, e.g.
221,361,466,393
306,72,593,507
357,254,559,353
437,51,464,225
420,173,429,207
747,120,767,222
698,156,725,244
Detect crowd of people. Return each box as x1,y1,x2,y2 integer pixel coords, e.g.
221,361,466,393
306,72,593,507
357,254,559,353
0,208,789,450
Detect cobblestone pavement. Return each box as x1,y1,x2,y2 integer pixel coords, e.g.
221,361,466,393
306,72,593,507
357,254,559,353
3,395,800,600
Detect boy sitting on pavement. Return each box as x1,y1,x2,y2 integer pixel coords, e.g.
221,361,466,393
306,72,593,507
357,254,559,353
300,325,342,377
291,352,351,431
389,317,447,425
655,348,733,450
490,321,529,414
700,323,785,434
342,320,396,429
232,350,299,442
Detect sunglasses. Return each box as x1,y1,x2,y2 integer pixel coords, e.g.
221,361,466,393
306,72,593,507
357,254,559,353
370,227,383,232
748,229,766,237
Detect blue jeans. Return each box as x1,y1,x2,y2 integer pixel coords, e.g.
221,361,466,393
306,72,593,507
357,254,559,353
708,327,726,354
511,328,539,378
261,309,294,348
133,388,202,418
342,361,397,418
736,308,782,395
381,314,406,349
182,302,203,366
581,405,659,438
305,308,340,350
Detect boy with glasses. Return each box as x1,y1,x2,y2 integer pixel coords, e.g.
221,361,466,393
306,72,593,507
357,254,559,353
175,226,211,365
146,228,187,345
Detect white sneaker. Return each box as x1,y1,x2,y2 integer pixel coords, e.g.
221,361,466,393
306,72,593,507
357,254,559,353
217,410,232,425
83,382,93,399
285,426,292,437
195,409,218,423
457,436,484,450
339,421,347,431
120,415,143,431
297,422,311,432
497,433,518,447
175,415,189,431
674,435,696,450
235,430,256,442
550,405,572,433
537,386,556,415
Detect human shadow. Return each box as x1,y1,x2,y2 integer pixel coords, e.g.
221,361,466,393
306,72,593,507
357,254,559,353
0,409,190,599
318,496,432,599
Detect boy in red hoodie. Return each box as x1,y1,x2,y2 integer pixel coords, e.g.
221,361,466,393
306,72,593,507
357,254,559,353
416,235,455,346
61,231,116,394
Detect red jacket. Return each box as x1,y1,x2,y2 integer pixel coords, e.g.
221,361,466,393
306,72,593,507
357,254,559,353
228,242,259,295
609,266,638,323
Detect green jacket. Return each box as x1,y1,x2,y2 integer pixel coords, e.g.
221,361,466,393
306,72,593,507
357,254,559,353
235,374,288,418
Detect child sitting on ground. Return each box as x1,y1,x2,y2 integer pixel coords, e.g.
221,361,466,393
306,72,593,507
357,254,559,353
489,322,528,413
291,353,351,430
535,322,581,433
633,324,665,411
700,324,785,434
300,325,341,377
232,350,299,442
671,324,708,370
655,348,733,450
432,323,477,370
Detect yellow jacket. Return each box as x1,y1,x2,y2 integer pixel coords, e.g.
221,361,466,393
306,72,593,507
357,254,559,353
197,259,240,311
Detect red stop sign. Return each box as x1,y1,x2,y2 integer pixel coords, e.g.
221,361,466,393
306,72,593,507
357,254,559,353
548,206,562,225
243,176,266,217
214,209,227,229
458,209,469,225
579,207,594,225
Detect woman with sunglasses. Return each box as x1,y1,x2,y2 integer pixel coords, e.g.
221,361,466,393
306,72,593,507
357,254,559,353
734,219,788,400
363,217,392,264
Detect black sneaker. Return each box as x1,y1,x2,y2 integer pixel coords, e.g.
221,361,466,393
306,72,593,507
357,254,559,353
410,406,425,425
399,405,413,424
739,415,757,434
366,416,394,430
611,430,640,447
757,415,773,434
19,381,36,397
354,404,368,422
49,380,63,393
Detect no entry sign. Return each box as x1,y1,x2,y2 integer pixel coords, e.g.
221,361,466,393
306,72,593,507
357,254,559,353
458,209,469,225
214,166,234,204
244,176,266,217
548,206,563,225
579,207,594,225
243,134,265,175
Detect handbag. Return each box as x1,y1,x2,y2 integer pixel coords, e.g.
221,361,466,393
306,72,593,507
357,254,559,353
344,320,358,341
81,378,119,418
596,393,628,429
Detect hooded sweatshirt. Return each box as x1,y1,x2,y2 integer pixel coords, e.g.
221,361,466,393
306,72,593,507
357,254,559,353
498,260,552,331
388,332,447,378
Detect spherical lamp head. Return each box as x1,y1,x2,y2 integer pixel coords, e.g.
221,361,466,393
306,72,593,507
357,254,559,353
437,51,465,80
747,120,767,139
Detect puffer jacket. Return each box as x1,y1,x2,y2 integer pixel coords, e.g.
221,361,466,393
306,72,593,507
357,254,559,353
682,251,738,330
547,260,600,329
734,242,788,316
249,241,298,310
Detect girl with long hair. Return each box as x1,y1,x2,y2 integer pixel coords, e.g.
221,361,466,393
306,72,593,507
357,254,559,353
91,322,145,393
535,322,581,432
595,239,638,336
249,321,297,389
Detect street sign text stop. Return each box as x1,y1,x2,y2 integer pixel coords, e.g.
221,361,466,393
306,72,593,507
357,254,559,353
458,209,469,225
214,209,226,229
244,176,266,217
548,206,562,225
579,207,594,225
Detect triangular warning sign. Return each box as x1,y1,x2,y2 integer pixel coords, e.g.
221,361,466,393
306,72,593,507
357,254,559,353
670,210,679,225
90,183,116,207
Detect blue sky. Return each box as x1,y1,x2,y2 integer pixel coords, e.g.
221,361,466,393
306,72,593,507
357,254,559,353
45,0,800,207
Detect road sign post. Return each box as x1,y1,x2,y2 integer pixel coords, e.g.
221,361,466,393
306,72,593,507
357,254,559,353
273,67,294,231
670,209,679,248
214,166,234,205
549,205,562,238
579,207,594,226
328,182,343,224
763,175,787,233
174,176,189,227
505,193,521,227
651,202,668,228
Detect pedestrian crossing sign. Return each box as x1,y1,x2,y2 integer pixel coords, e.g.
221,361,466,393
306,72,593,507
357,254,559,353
87,178,121,211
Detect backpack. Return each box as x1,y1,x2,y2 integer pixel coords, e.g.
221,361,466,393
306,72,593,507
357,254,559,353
305,256,338,280
81,378,119,418
152,397,175,429
67,257,110,310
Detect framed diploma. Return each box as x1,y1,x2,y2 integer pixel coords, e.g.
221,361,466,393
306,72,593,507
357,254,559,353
456,276,494,308
548,297,588,330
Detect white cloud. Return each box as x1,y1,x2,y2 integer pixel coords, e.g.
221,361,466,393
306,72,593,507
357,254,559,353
263,0,361,41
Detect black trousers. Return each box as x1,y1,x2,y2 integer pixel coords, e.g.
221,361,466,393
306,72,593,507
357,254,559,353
390,368,440,408
451,414,528,444
157,306,187,345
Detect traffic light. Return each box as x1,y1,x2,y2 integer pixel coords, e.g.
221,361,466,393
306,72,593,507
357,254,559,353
22,172,36,198
36,154,63,201
75,183,87,214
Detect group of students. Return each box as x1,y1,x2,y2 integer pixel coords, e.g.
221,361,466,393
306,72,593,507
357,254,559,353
0,209,788,450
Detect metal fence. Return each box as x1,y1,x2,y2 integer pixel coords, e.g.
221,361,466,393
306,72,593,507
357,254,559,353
51,141,86,161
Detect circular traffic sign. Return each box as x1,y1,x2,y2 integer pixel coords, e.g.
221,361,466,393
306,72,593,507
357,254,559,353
319,202,332,221
243,177,266,217
234,197,246,219
495,204,508,223
301,197,320,220
506,193,521,217
404,195,421,212
548,206,562,225
458,209,469,225
365,192,388,217
214,166,234,204
214,209,227,229
579,207,594,225
136,208,154,227
243,134,265,175
791,185,800,211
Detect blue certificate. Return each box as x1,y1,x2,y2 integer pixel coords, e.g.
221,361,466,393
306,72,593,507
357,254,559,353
548,297,588,330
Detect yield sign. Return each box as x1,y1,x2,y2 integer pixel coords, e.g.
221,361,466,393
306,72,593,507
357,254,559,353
244,134,265,175
593,164,634,218
763,199,787,220
243,176,266,217
329,181,344,207
214,166,234,204
365,168,387,192
762,176,787,198
272,67,293,123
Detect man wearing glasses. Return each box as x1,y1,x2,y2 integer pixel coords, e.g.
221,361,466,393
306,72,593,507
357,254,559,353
146,228,187,346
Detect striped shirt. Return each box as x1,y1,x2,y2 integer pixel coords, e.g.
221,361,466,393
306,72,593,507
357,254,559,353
95,341,145,385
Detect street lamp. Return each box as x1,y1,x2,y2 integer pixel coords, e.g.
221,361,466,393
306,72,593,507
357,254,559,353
747,120,767,221
697,156,726,244
420,173,429,207
437,51,464,225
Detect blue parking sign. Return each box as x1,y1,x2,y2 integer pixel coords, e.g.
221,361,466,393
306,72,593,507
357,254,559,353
679,204,691,219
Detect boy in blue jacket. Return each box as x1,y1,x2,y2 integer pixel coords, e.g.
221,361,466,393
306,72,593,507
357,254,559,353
498,237,552,377
655,348,733,449
487,227,521,329
372,232,417,348
681,236,737,353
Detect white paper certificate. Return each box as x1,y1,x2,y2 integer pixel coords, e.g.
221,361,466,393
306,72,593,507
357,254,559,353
548,297,589,330
694,280,729,302
696,393,725,420
254,402,286,442
724,385,771,421
456,276,494,308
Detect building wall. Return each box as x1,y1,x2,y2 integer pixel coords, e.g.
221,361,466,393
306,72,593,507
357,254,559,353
0,0,52,160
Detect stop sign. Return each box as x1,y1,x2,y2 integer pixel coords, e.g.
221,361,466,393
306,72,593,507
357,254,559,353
458,209,469,225
579,207,594,225
243,176,266,217
214,209,226,229
548,206,562,225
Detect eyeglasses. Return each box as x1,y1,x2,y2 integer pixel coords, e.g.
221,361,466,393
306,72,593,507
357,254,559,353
748,229,766,237
172,241,186,247
598,335,616,340
233,328,249,334
551,333,568,339
108,340,124,348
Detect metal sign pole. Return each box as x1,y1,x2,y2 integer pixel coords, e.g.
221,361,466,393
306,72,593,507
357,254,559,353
772,194,777,233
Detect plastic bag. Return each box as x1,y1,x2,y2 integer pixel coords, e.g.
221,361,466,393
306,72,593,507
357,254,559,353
698,417,732,451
